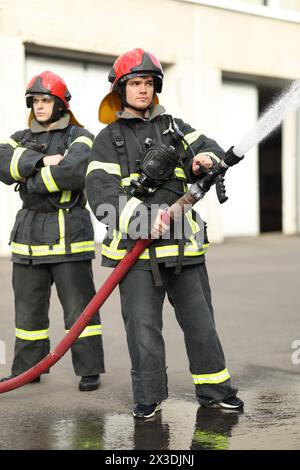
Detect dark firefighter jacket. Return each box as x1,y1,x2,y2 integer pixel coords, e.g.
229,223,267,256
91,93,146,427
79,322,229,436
86,105,225,269
0,114,95,264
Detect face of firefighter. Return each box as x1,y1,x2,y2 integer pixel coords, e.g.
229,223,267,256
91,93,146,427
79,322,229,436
32,95,55,124
125,76,154,116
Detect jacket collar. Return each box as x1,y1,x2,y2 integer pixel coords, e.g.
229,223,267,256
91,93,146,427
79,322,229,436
116,104,166,122
30,114,70,133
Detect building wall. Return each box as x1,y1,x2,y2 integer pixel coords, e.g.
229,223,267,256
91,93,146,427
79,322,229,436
1,0,300,79
0,0,300,254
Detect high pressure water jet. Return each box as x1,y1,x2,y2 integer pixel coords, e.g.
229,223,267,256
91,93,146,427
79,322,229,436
234,79,300,157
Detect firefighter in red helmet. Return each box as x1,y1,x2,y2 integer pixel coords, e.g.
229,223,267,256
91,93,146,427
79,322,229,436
0,71,105,390
86,48,243,418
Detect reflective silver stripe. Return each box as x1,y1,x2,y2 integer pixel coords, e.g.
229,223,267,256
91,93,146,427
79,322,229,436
10,147,26,181
41,166,60,192
15,328,49,341
192,368,230,385
119,197,142,234
86,161,121,176
69,136,93,149
65,325,102,338
60,190,72,203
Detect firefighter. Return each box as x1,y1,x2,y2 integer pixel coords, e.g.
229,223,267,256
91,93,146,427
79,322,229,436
86,48,243,417
0,71,104,391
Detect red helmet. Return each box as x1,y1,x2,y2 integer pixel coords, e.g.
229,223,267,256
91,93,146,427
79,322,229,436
99,48,163,124
108,48,163,93
25,71,71,108
25,70,83,126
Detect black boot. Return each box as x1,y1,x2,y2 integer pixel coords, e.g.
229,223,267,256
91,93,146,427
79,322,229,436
78,374,100,391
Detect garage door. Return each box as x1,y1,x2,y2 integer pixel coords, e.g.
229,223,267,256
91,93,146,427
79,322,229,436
219,81,259,237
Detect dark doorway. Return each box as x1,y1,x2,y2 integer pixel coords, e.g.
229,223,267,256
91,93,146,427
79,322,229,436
258,87,282,232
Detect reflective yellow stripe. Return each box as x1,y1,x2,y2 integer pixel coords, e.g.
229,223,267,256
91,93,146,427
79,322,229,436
193,430,229,450
101,236,207,261
174,167,186,180
182,130,203,149
60,190,72,203
121,173,139,187
41,166,60,192
185,210,200,235
10,147,26,181
86,161,121,176
119,197,142,234
11,241,95,256
58,209,65,240
71,241,95,253
101,243,126,260
0,138,18,148
69,136,93,149
139,242,206,259
16,328,49,341
111,229,122,250
65,325,102,338
121,169,186,187
192,368,230,385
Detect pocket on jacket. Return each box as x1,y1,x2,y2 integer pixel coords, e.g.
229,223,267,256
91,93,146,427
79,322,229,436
71,208,94,242
9,209,26,244
43,213,60,245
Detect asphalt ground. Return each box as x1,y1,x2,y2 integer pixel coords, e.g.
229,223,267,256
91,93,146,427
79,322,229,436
0,234,300,451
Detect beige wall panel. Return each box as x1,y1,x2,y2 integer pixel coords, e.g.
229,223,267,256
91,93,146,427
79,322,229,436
1,1,300,79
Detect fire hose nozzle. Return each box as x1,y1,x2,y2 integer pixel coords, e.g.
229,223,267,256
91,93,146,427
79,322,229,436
223,146,244,168
188,145,244,203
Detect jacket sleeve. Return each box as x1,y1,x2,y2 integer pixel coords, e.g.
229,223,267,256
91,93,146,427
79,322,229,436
86,127,150,238
174,118,226,183
26,128,94,194
0,131,44,185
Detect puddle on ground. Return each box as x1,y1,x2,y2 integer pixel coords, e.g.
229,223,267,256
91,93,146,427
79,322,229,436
1,365,300,449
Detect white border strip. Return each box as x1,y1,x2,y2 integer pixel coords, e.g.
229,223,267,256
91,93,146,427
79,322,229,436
179,0,300,24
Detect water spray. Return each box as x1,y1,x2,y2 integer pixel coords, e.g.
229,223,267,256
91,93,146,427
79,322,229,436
234,79,300,157
1,80,300,394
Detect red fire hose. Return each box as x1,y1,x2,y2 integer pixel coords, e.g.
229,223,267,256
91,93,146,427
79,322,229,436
0,236,156,394
0,162,227,395
0,208,181,393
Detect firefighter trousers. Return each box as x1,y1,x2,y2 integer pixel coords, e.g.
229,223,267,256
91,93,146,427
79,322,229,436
119,262,237,406
11,260,105,377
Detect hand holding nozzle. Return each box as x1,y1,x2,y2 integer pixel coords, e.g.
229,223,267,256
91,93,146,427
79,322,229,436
190,147,244,202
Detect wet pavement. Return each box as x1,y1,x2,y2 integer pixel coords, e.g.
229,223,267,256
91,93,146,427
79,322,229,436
0,234,300,450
